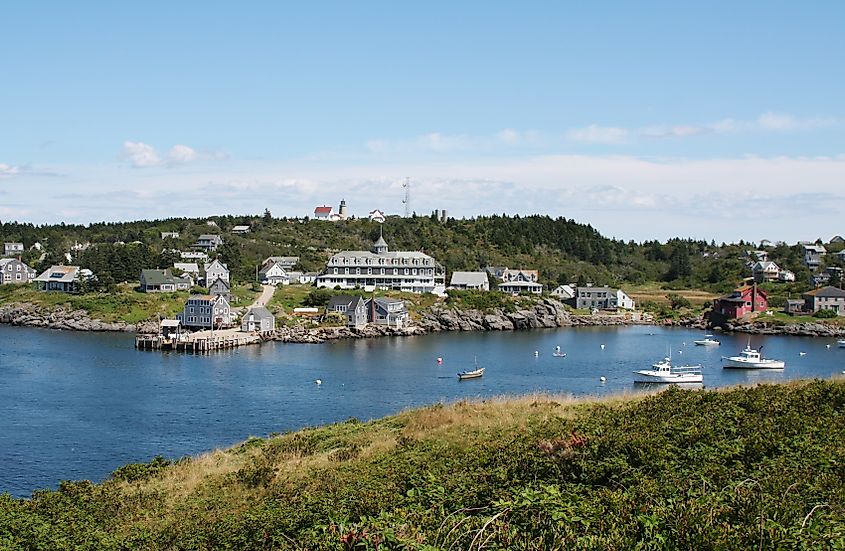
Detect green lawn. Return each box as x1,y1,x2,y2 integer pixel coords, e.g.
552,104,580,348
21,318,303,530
229,283,260,306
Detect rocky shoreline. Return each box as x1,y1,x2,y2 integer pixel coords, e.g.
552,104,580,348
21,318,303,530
3,299,844,341
724,320,845,338
0,303,158,333
265,298,645,343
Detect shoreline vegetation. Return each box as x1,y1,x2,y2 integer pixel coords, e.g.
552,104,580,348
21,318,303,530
1,380,843,548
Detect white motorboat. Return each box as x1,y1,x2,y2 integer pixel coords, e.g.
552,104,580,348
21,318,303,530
694,335,720,346
838,339,845,348
552,345,566,357
633,357,703,384
722,345,785,369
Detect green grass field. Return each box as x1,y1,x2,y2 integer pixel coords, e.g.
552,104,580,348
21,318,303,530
0,282,259,324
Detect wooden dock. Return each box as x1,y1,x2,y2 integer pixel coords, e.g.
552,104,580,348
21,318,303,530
135,330,262,352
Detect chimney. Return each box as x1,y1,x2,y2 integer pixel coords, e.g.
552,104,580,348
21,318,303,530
752,281,757,312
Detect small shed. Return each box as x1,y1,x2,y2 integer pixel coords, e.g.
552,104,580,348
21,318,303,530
160,319,182,338
241,306,276,332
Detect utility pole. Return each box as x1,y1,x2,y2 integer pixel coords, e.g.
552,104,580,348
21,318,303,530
402,177,410,218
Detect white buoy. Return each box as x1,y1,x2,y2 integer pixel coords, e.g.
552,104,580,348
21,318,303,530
827,344,832,349
600,344,605,350
678,350,683,355
534,350,539,357
437,357,443,364
315,379,322,385
599,376,607,382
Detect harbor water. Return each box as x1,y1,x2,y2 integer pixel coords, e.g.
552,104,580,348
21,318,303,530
1,324,843,497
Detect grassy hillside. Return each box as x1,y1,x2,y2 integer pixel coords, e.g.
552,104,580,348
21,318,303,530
3,214,841,293
2,381,844,549
0,283,259,324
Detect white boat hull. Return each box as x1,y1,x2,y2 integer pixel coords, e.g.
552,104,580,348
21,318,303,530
839,340,845,348
722,358,785,369
633,370,703,384
694,340,720,346
458,367,484,380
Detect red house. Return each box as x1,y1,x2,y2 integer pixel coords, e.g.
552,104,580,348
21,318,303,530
712,285,768,319
313,205,333,220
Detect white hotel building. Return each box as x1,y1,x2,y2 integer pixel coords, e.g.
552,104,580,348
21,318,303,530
316,236,445,294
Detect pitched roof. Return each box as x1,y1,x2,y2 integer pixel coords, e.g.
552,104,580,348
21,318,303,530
264,256,299,265
173,262,199,272
804,286,845,298
259,262,287,277
245,306,274,320
141,269,190,286
450,271,488,286
327,295,356,309
0,258,32,269
34,265,80,283
208,277,230,290
188,294,223,303
314,206,332,215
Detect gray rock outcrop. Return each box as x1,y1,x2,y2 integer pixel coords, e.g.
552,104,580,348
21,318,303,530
0,302,137,332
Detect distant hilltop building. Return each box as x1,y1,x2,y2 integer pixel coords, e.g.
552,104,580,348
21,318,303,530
313,199,350,221
316,233,445,294
368,209,386,223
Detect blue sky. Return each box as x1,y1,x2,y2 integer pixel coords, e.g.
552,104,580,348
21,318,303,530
1,1,844,242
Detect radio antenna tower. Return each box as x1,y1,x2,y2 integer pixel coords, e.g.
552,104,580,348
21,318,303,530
402,177,410,217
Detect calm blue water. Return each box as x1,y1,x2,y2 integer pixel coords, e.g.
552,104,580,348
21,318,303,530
1,324,844,497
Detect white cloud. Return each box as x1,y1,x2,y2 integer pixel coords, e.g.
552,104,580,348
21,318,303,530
167,144,198,164
366,129,543,155
122,141,162,167
7,152,845,242
495,128,541,146
0,163,24,178
641,125,710,138
566,125,629,144
639,112,839,140
121,141,226,168
757,111,836,131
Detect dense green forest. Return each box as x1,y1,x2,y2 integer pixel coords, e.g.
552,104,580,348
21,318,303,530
1,213,842,294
